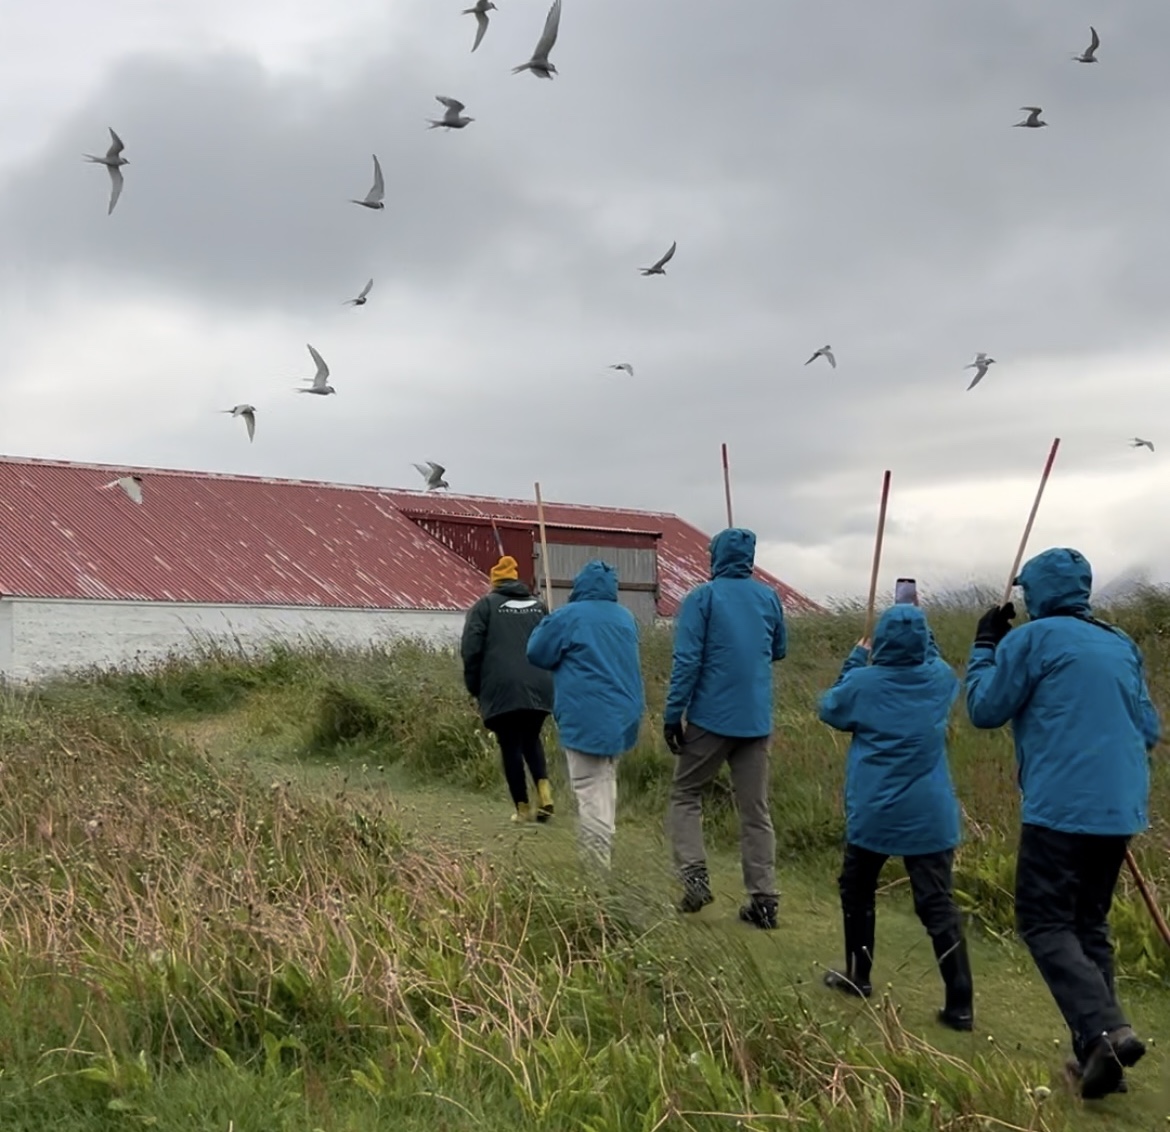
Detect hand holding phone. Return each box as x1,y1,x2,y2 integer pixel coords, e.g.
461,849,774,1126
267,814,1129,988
895,578,918,605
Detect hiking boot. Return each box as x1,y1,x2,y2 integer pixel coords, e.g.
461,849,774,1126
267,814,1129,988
511,802,532,824
1107,1025,1146,1068
676,869,714,914
937,1006,974,1032
535,779,554,823
1079,1034,1124,1100
738,895,778,930
1064,1057,1128,1096
823,968,872,998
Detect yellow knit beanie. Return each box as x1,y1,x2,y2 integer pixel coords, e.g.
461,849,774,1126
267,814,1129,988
490,555,520,585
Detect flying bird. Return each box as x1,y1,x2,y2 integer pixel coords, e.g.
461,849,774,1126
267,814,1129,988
1130,437,1155,452
100,475,143,504
640,240,677,276
350,155,385,209
609,363,634,376
1013,106,1047,128
296,344,335,395
805,345,836,369
428,96,475,130
344,278,374,306
964,352,996,390
464,1,496,52
83,127,129,215
222,404,257,442
1073,26,1100,63
512,0,561,78
413,461,449,491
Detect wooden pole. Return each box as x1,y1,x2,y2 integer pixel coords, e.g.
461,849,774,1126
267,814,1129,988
490,518,506,558
1126,849,1170,951
862,470,892,645
1002,437,1061,605
534,482,554,610
721,443,734,529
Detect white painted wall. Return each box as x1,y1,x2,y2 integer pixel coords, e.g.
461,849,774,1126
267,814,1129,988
0,597,466,681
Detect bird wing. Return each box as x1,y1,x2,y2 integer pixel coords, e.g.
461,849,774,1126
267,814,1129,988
532,0,561,60
428,462,446,478
825,350,836,368
369,154,385,201
437,96,465,112
106,127,125,159
804,352,818,365
472,10,489,51
359,278,373,300
107,166,124,214
121,477,143,504
1088,26,1099,52
652,240,677,270
242,409,256,442
966,365,987,390
307,343,330,383
412,463,433,481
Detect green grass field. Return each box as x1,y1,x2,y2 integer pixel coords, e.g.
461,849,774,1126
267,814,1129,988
0,593,1166,1130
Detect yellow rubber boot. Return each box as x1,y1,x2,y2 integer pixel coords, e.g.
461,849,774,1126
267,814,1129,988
536,779,554,823
511,801,532,824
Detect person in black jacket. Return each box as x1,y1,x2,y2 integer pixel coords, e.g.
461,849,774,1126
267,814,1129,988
461,555,556,823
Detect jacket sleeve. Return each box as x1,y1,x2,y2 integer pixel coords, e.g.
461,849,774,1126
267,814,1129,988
525,608,568,671
663,587,710,725
817,647,868,731
460,598,490,696
1134,651,1162,751
771,596,788,662
964,632,1036,730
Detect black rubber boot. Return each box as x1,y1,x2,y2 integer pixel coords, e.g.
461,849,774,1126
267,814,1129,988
676,867,714,914
1080,1034,1125,1100
738,895,778,930
935,935,974,1032
1064,1057,1128,1096
824,907,874,997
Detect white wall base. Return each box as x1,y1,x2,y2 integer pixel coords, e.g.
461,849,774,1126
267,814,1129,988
0,598,466,681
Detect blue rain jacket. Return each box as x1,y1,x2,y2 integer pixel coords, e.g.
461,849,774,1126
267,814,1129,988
966,548,1160,836
819,605,961,857
663,528,787,738
526,560,645,757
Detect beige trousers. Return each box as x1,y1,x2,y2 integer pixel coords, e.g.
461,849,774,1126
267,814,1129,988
564,748,618,869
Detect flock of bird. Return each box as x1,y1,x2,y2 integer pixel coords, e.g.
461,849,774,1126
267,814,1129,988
80,12,1152,505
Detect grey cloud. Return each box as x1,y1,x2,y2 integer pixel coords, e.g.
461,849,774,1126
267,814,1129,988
4,0,1170,596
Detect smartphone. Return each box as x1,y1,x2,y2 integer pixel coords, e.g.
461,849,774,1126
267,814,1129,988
895,578,918,605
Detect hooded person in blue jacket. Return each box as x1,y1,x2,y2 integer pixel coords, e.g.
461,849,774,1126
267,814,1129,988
662,528,787,929
966,547,1161,1100
527,560,644,869
818,603,974,1031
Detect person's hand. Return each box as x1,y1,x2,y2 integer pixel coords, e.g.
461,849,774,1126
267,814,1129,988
663,721,685,755
974,602,1016,650
857,638,871,650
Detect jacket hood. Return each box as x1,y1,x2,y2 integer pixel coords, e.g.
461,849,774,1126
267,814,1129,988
569,560,619,603
871,604,930,667
710,528,756,579
1016,547,1092,618
493,578,532,599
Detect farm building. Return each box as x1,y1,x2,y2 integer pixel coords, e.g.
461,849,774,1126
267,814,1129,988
0,456,820,681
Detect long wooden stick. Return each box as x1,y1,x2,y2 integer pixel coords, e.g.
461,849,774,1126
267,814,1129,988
533,482,554,610
1126,849,1170,950
490,518,506,558
721,443,734,528
1002,437,1061,604
862,470,892,644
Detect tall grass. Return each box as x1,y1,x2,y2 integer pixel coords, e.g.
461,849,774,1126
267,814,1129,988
51,590,1170,985
0,691,1071,1130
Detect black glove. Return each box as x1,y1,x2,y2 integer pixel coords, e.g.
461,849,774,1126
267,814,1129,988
974,602,1016,650
663,721,685,755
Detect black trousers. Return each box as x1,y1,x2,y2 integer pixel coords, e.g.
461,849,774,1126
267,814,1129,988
1015,823,1130,1059
840,844,964,940
486,709,549,806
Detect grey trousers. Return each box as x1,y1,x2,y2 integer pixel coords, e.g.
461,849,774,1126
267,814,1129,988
565,748,618,869
667,724,777,899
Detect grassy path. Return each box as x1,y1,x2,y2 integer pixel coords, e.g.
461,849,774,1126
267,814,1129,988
180,710,1170,1130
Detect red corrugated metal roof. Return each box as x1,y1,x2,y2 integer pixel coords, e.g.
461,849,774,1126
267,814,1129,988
0,456,822,615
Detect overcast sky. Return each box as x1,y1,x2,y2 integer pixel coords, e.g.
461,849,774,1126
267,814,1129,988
3,0,1169,604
